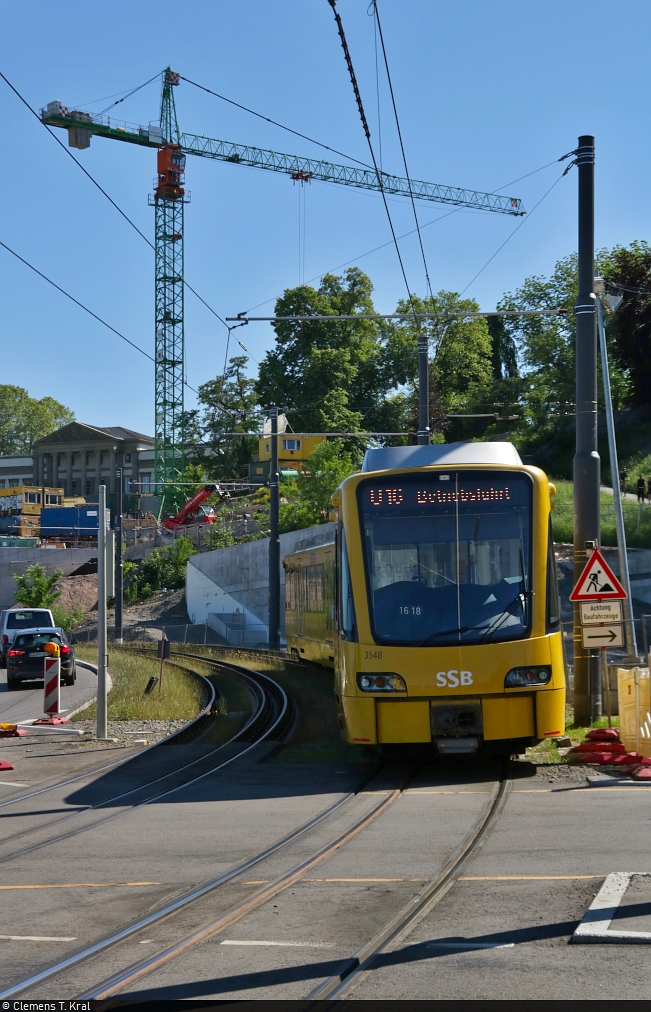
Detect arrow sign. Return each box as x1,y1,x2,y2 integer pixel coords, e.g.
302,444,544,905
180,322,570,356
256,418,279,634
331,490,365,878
581,624,624,649
570,547,627,601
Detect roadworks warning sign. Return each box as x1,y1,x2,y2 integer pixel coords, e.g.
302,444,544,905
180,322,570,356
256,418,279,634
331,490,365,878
569,547,627,601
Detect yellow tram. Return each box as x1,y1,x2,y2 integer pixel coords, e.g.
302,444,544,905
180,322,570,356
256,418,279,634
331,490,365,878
283,442,566,755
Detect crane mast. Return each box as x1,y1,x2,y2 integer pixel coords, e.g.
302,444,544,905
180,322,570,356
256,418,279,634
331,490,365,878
149,70,187,507
41,69,525,512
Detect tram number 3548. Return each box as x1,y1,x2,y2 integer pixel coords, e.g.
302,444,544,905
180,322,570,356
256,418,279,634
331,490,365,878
436,670,474,687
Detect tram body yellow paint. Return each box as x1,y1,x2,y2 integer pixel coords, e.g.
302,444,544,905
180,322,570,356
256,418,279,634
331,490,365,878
482,695,534,740
283,455,566,751
377,700,431,743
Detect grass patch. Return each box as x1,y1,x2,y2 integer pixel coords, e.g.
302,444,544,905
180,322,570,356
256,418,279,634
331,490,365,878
525,710,621,764
74,646,205,721
551,478,651,547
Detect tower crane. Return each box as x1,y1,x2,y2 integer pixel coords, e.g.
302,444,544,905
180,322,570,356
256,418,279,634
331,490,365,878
41,68,524,509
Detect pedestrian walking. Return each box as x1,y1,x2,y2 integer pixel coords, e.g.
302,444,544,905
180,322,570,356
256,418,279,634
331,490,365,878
637,475,646,502
620,466,628,493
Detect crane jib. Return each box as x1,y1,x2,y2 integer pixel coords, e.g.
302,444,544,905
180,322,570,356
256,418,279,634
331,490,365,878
39,111,525,216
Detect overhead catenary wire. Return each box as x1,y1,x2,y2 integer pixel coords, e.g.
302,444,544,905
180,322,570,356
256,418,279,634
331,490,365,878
459,170,567,296
0,71,231,337
372,0,433,297
240,151,570,315
326,0,421,324
0,238,199,395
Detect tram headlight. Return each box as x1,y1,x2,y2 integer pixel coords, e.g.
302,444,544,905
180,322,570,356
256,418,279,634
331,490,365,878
504,665,552,688
357,672,407,692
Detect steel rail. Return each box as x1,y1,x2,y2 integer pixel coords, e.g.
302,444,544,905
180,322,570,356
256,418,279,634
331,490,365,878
79,770,414,1000
0,750,385,1000
0,660,282,862
0,658,221,845
0,658,216,812
305,768,512,1001
0,660,294,999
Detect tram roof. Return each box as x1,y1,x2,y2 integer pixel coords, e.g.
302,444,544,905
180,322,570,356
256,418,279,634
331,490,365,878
361,442,523,473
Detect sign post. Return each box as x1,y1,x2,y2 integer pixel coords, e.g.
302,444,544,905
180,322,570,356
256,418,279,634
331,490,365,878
570,546,627,727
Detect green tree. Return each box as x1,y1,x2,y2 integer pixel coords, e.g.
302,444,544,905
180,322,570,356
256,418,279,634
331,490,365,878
0,386,74,455
124,537,197,602
256,269,391,435
197,356,261,480
498,252,631,446
14,564,62,608
387,292,494,439
603,241,651,406
279,439,359,533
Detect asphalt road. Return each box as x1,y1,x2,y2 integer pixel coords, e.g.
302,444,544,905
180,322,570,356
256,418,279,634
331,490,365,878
0,658,99,724
2,726,651,1000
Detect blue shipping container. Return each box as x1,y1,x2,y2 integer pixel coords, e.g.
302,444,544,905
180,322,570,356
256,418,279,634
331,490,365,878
40,505,106,537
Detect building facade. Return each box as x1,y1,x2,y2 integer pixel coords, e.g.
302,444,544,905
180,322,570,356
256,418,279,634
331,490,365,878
0,423,156,496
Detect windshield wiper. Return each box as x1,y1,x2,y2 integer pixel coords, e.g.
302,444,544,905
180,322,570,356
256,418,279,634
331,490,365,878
419,625,487,646
479,591,530,642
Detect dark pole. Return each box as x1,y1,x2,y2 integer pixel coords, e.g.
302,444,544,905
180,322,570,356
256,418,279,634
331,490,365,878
115,467,123,645
417,334,430,445
573,135,601,725
268,408,280,650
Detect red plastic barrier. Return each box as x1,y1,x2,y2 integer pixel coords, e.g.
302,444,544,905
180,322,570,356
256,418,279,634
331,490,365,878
609,753,641,765
586,728,621,742
0,760,14,771
631,767,651,780
572,741,626,753
567,751,618,764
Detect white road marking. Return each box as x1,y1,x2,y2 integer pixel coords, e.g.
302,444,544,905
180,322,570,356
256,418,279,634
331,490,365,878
0,782,30,787
574,871,651,942
220,939,334,948
0,934,77,942
427,941,515,950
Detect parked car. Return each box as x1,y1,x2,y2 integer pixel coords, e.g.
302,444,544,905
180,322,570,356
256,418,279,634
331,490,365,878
0,607,55,666
6,627,77,690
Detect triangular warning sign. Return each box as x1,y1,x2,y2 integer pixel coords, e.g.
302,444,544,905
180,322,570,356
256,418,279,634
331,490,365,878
569,547,627,601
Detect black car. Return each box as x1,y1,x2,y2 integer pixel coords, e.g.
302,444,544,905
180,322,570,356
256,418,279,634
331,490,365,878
6,627,77,690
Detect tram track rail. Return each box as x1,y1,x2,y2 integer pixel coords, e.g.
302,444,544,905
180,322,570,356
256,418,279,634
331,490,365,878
1,756,511,1002
0,655,288,862
72,764,509,1003
0,729,388,999
305,765,511,1001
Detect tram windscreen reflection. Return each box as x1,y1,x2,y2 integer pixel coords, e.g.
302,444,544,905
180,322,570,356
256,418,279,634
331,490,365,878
358,471,532,646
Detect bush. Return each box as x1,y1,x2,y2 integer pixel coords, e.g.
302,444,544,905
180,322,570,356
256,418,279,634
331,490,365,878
124,536,197,603
51,603,85,631
279,440,358,534
13,563,62,608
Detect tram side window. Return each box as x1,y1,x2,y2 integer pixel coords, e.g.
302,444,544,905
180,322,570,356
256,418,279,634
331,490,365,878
338,526,357,640
285,568,297,611
546,516,560,629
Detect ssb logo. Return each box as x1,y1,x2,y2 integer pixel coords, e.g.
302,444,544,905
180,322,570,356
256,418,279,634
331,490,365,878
436,669,473,687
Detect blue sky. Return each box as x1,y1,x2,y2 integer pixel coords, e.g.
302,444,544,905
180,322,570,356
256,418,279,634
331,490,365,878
2,0,650,435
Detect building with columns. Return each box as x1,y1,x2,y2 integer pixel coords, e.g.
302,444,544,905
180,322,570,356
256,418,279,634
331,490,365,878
0,423,155,496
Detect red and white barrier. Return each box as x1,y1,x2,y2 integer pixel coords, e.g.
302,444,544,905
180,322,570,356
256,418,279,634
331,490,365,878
43,655,61,715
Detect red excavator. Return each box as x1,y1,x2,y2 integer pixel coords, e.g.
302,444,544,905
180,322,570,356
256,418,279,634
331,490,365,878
163,484,229,532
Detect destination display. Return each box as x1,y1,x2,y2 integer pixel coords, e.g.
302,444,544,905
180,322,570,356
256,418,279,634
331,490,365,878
364,472,530,513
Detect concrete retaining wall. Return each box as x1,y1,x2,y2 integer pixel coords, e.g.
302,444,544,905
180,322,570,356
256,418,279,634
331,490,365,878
186,522,335,643
0,546,98,609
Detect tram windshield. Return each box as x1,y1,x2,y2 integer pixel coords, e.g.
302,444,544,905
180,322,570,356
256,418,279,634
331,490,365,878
358,470,532,646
